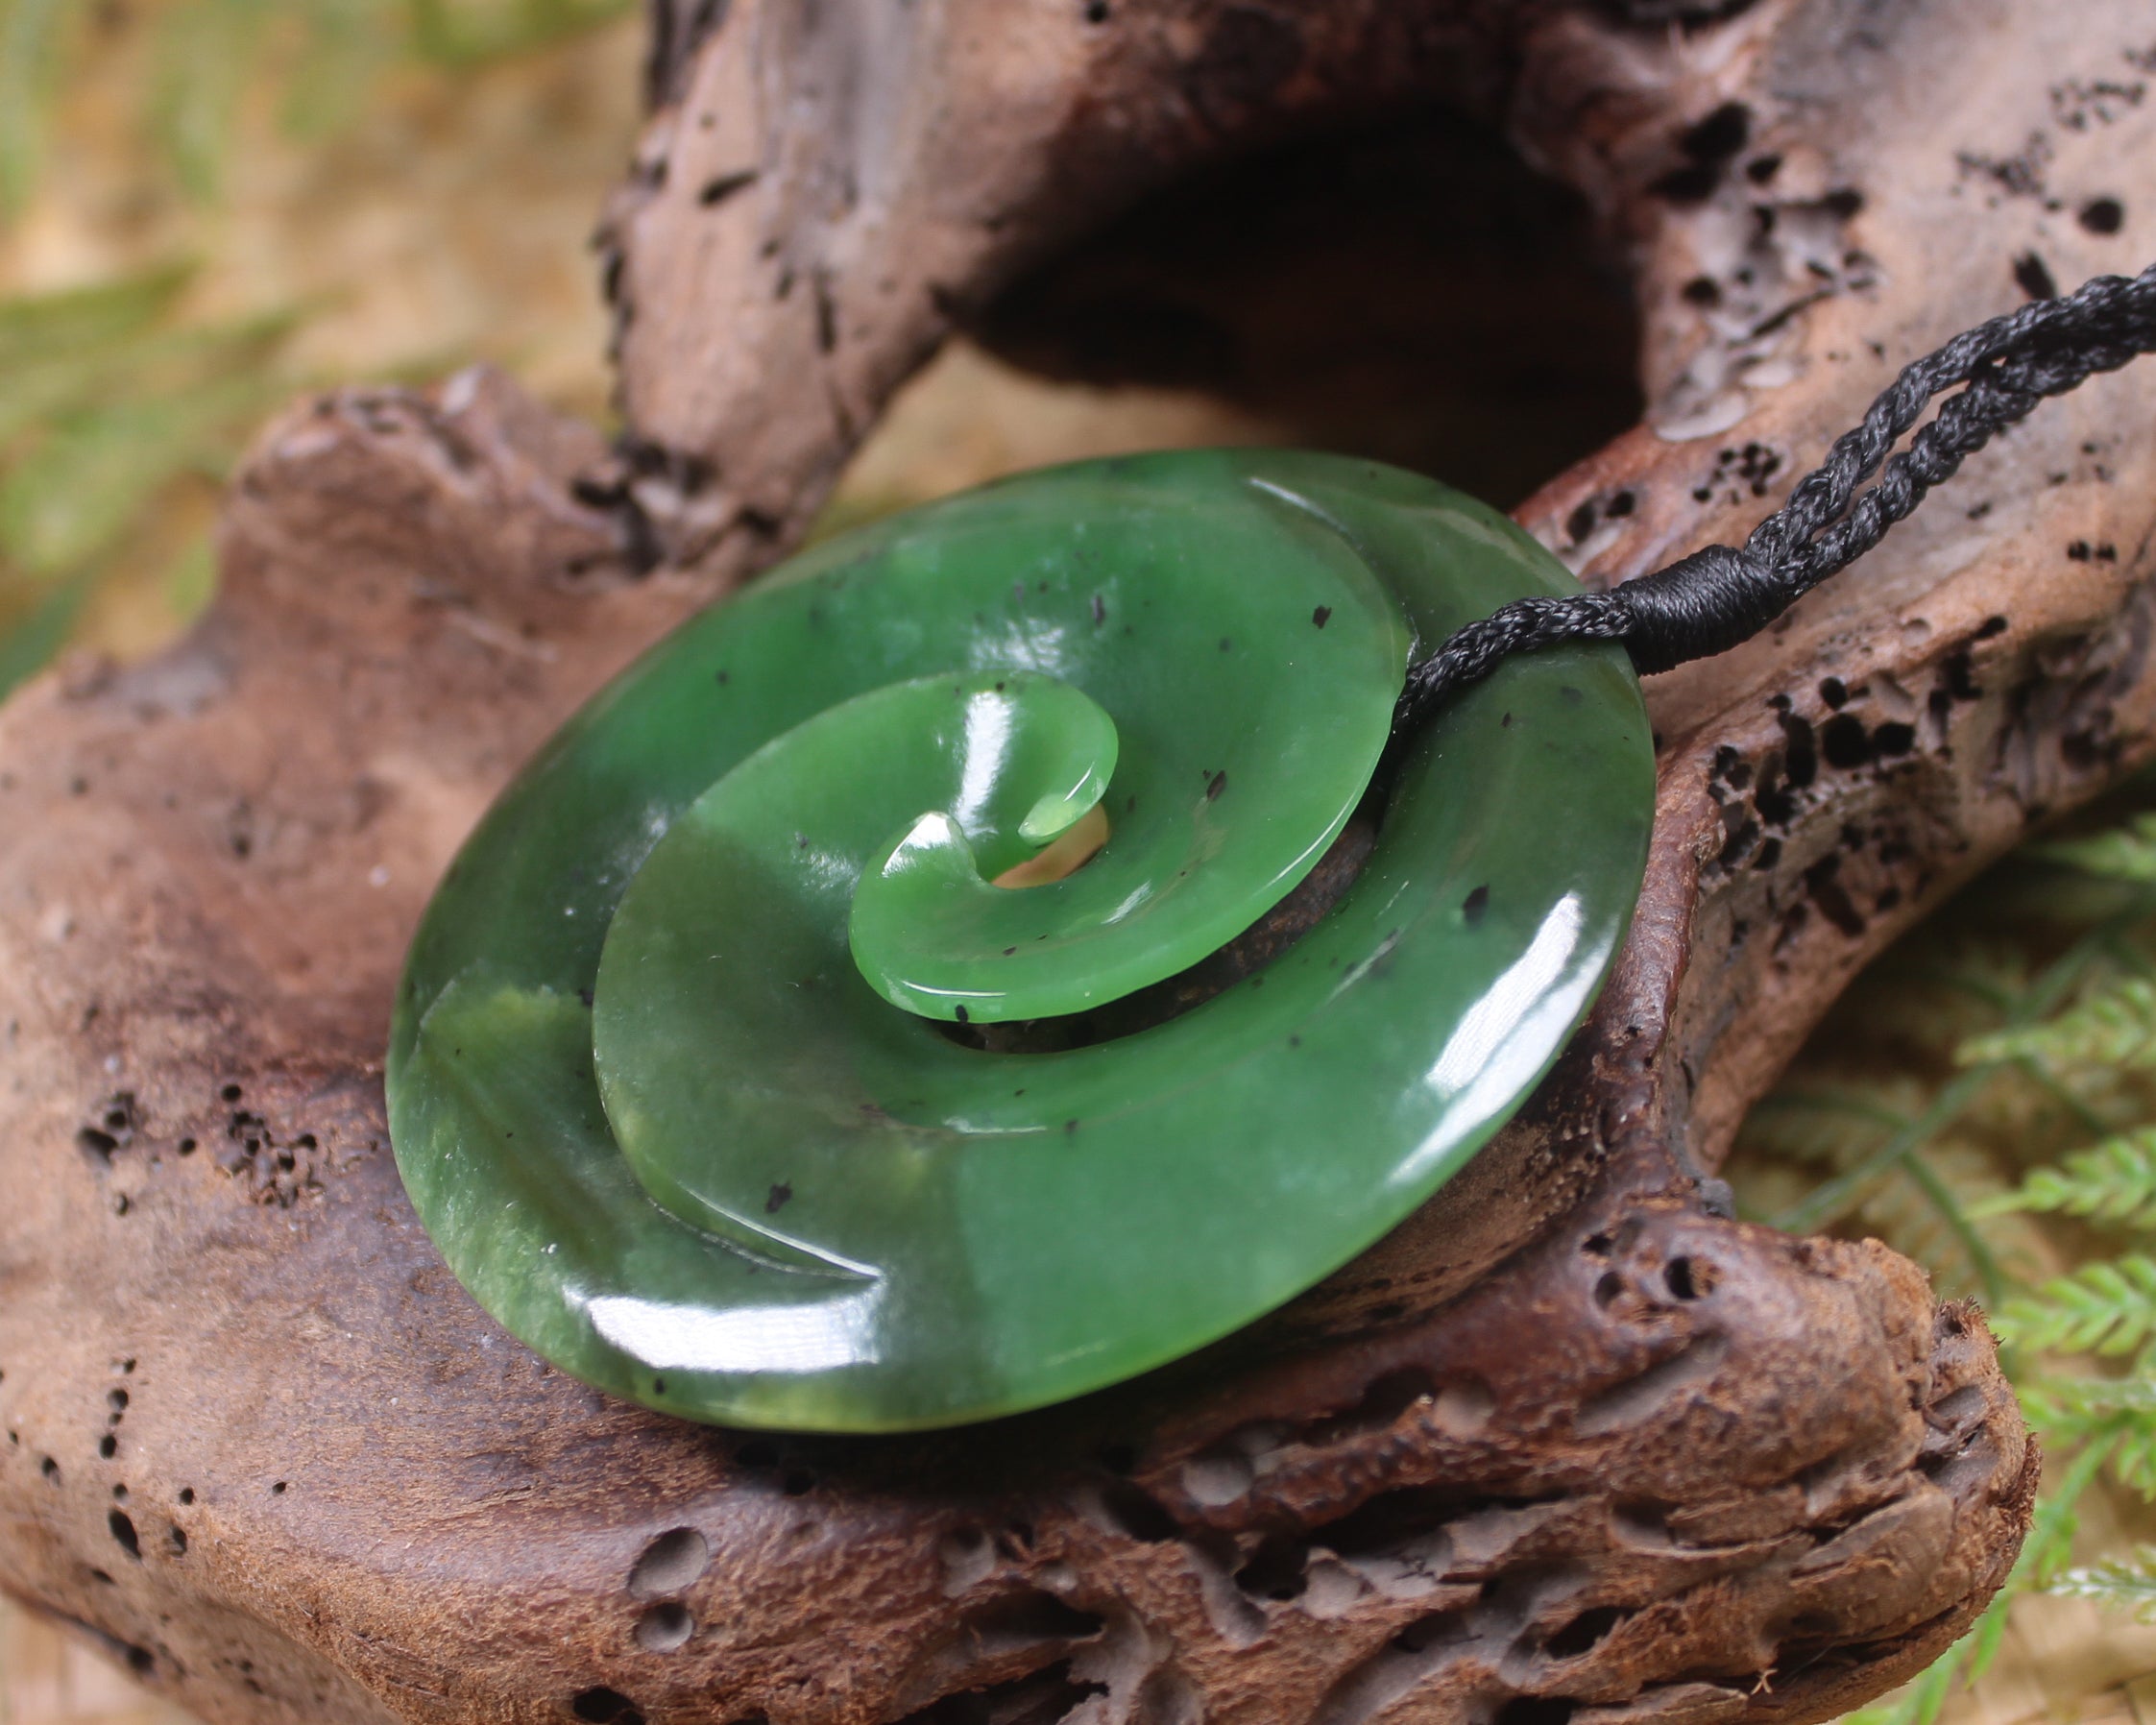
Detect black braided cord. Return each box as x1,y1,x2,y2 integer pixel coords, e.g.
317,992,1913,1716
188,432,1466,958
1392,261,2156,739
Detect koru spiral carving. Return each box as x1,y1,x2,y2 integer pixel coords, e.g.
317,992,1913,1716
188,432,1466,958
387,450,1655,1431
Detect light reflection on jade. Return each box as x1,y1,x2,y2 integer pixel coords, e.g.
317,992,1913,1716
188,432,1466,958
385,450,1655,1432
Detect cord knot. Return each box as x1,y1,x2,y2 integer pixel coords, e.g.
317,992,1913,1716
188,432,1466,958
1611,544,1787,675
1388,259,2155,735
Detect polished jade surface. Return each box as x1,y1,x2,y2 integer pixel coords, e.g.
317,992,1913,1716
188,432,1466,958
386,450,1656,1432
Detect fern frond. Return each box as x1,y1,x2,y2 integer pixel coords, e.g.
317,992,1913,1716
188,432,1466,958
0,569,88,702
1961,978,2156,1075
1996,1257,2156,1356
1974,1128,2156,1229
152,0,275,203
0,0,69,213
2113,1423,2156,1499
1735,1083,1914,1168
1820,1134,2040,1303
2030,814,2156,885
2048,1547,2156,1618
407,0,633,68
0,373,284,577
2020,1374,2156,1493
2020,1372,2156,1431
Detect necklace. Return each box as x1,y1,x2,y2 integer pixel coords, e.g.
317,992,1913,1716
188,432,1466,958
385,262,2156,1432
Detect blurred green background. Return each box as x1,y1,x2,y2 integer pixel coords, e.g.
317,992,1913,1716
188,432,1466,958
0,0,641,699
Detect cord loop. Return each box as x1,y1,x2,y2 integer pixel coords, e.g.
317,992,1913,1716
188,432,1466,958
1393,261,2156,736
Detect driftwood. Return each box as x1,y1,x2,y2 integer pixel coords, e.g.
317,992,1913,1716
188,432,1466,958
4,0,2155,1719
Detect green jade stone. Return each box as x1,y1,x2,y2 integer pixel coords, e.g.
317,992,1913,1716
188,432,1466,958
839,667,1384,1023
386,450,1656,1432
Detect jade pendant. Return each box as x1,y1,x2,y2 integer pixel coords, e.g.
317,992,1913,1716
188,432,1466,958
386,450,1656,1432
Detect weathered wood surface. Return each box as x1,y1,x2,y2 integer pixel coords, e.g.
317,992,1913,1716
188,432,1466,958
4,1,2154,1720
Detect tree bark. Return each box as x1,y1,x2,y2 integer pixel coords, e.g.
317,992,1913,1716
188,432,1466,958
5,1,2154,1721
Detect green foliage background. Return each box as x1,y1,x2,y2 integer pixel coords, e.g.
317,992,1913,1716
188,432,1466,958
0,0,633,700
1729,794,2156,1721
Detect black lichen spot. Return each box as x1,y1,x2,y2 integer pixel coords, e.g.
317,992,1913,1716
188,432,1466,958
1872,721,1916,757
1820,713,1872,768
1780,713,1818,789
99,1434,117,1460
1311,605,1331,629
1462,886,1490,926
1754,764,1794,828
1083,0,1108,19
1976,615,2010,639
1746,153,1782,184
570,1689,645,1725
1682,276,1721,306
1652,161,1722,203
108,1508,140,1560
1819,676,1848,709
1805,855,1867,936
1606,490,1635,519
2013,250,2059,300
167,1524,187,1556
1821,186,1865,219
1684,101,1751,162
1565,499,1598,545
765,1182,792,1214
954,1004,969,1025
697,169,757,207
2079,196,2125,234
1651,101,1750,202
